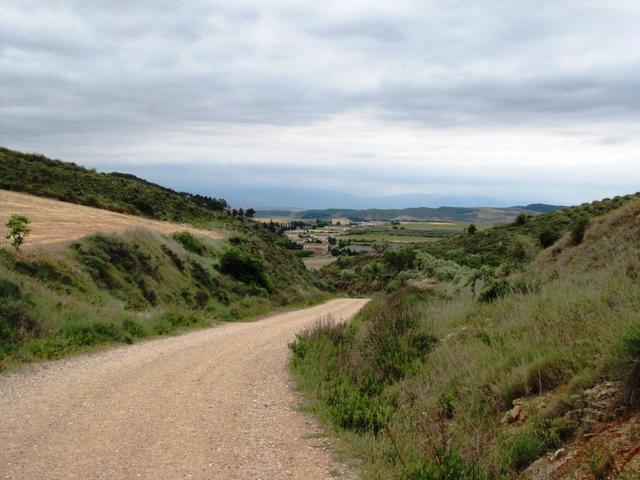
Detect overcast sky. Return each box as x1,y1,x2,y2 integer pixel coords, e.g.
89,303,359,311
1,0,639,207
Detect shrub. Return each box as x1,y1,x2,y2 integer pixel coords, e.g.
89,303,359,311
61,321,123,347
508,235,537,263
570,216,589,245
539,228,561,248
514,213,528,226
384,248,417,271
0,278,39,347
218,247,271,290
405,448,483,480
478,278,539,303
172,231,206,255
467,223,477,235
622,325,640,407
121,318,146,338
500,418,562,471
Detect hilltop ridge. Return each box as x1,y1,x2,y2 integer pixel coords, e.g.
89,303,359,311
0,147,229,226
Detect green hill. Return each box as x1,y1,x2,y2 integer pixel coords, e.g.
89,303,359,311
421,193,640,267
0,147,229,225
294,204,564,224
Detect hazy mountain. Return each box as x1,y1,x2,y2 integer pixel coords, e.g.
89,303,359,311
208,185,534,210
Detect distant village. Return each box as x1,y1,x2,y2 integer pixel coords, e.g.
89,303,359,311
283,217,379,257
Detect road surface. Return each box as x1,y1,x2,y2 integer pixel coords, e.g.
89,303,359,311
0,298,369,479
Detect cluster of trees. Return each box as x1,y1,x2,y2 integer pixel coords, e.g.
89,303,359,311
178,192,228,212
230,207,255,218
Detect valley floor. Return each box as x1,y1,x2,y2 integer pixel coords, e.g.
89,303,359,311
0,298,368,480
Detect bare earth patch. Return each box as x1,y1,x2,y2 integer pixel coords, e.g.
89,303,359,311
0,298,369,479
303,256,338,270
0,189,223,248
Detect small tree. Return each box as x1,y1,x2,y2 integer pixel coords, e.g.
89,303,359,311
5,214,31,251
467,223,477,235
515,213,528,226
245,208,256,218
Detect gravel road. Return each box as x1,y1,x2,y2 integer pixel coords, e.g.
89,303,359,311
0,298,369,480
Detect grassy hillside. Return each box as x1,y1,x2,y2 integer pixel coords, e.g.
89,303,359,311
0,147,229,225
294,205,563,224
0,147,333,372
421,193,640,268
0,222,324,370
291,197,640,478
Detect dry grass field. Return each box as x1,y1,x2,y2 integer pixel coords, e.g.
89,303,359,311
0,190,223,248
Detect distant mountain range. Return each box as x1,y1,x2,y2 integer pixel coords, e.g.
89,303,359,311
180,184,555,210
256,204,565,224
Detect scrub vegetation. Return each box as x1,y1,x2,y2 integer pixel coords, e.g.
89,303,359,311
0,147,229,225
290,195,640,479
0,212,325,370
0,148,328,370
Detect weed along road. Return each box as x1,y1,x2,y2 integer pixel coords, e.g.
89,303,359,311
0,299,369,480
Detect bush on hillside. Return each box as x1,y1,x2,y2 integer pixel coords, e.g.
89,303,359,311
478,277,539,303
508,235,537,263
515,213,528,226
172,231,207,255
218,247,271,290
622,325,640,407
383,248,417,271
570,215,590,246
0,278,39,349
539,228,561,248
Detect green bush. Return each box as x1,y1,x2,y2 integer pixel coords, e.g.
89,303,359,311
622,324,640,407
405,448,484,480
384,248,417,271
61,321,124,347
121,318,146,338
478,278,539,303
570,216,589,246
218,247,271,290
514,213,528,226
0,278,39,350
325,379,392,433
172,231,206,255
499,418,562,471
539,228,561,248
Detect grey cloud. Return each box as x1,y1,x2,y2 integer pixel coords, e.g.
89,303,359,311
0,0,638,205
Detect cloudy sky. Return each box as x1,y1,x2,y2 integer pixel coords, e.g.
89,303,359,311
1,0,639,208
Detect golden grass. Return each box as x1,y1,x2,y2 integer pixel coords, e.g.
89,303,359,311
0,189,223,249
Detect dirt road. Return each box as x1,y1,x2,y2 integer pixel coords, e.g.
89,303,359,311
0,189,223,247
0,298,368,480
